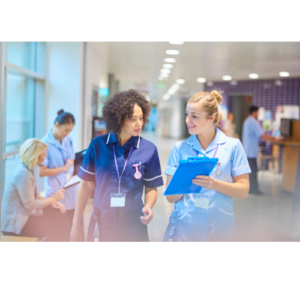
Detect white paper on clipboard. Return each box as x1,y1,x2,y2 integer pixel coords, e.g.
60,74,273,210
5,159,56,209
63,175,81,189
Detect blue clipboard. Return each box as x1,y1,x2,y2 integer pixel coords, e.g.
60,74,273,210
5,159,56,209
164,157,219,195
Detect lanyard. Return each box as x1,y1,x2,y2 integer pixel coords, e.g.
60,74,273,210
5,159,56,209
196,144,219,158
113,145,133,193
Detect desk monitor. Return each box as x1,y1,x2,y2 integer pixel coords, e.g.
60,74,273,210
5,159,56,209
280,118,292,138
73,149,87,176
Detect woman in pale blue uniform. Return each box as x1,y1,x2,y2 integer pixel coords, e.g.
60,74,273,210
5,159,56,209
38,110,77,233
164,91,251,242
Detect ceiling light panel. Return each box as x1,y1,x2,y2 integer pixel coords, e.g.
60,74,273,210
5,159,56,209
164,58,176,63
166,50,179,55
197,77,206,83
163,64,173,69
279,72,289,77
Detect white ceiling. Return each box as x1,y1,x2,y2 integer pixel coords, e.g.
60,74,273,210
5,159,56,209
89,42,300,100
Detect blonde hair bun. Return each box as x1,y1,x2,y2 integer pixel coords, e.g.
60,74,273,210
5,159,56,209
211,90,223,104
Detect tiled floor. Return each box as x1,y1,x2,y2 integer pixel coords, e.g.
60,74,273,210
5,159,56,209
82,132,299,242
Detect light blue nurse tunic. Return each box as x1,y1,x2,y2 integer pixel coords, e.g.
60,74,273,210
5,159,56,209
164,128,251,242
41,130,78,210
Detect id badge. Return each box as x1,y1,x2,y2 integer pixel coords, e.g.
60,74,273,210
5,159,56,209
110,193,126,207
194,196,209,209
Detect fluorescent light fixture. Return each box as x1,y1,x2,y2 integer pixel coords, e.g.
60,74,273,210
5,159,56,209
163,94,171,100
167,84,180,95
230,80,238,85
176,79,185,84
207,81,213,86
197,77,206,83
160,73,169,77
169,42,184,45
164,58,176,63
249,73,259,79
163,64,173,69
222,75,232,81
166,50,179,55
161,69,171,74
279,71,289,77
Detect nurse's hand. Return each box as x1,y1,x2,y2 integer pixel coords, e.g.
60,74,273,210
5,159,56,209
192,175,218,190
140,206,153,225
64,159,74,171
53,189,65,202
52,202,66,214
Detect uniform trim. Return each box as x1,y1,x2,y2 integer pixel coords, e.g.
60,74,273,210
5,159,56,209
80,166,95,175
106,133,111,144
231,164,249,171
219,207,234,215
143,175,162,181
137,136,140,148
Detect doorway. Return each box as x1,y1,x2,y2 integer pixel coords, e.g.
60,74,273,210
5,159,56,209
229,94,252,140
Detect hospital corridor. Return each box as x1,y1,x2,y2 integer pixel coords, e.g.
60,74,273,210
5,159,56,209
1,42,300,243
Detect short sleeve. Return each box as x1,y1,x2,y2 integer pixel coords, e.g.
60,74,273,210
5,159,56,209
231,140,252,177
165,143,181,176
143,147,164,188
77,142,96,182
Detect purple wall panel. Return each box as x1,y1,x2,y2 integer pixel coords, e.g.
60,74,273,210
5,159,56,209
205,77,300,118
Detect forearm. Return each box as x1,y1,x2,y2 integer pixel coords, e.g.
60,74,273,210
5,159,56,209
43,197,56,207
144,189,157,209
38,166,66,177
214,180,249,199
73,181,95,226
166,194,183,203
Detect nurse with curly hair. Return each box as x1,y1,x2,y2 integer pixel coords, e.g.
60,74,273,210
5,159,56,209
70,89,164,242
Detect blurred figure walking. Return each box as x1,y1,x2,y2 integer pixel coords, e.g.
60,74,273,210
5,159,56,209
224,112,237,138
242,106,273,195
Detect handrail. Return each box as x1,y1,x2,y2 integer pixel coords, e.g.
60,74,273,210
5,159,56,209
2,151,19,159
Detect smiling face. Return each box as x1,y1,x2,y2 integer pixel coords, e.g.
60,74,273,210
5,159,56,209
185,102,216,135
54,122,74,139
121,104,144,138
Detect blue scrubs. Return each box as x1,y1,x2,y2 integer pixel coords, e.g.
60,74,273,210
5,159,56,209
242,116,264,158
77,132,164,242
164,128,251,242
41,130,78,210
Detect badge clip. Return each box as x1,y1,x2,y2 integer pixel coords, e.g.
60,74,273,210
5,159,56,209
133,164,142,180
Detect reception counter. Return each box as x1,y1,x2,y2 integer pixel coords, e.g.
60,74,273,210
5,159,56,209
270,120,300,193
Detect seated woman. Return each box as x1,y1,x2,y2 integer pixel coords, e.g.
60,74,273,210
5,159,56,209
1,138,70,241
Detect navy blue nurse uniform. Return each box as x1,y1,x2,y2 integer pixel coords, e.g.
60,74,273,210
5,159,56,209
77,132,164,242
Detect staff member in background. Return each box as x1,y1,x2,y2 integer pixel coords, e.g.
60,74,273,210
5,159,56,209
224,112,238,138
38,110,77,233
242,106,273,195
70,89,164,242
1,139,68,241
164,91,251,242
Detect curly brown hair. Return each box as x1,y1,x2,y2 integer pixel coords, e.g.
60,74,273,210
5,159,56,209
102,89,151,135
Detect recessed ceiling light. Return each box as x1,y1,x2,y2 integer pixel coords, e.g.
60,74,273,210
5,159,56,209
160,73,169,77
279,72,289,77
222,75,232,81
176,79,185,84
163,64,173,69
161,69,171,74
163,94,171,100
164,58,176,63
230,80,238,85
166,50,179,55
169,42,184,45
197,77,206,83
249,73,259,79
207,81,213,86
